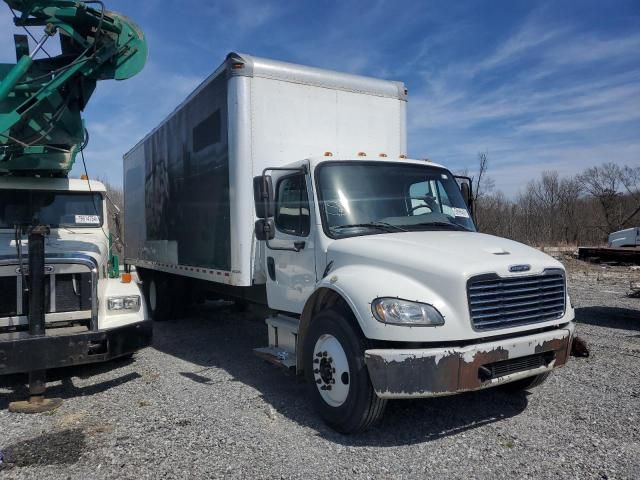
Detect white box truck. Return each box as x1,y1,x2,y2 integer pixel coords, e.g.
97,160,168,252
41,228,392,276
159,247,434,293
124,53,575,433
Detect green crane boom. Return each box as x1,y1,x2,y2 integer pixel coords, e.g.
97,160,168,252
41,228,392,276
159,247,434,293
0,0,147,176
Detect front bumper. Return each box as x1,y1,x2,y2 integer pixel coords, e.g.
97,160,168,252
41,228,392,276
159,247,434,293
0,320,152,375
365,325,573,399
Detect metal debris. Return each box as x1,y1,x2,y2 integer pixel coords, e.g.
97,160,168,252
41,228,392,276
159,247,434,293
571,336,590,358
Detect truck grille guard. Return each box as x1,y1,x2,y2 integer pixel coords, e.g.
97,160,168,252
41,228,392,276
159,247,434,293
0,253,99,332
467,269,566,331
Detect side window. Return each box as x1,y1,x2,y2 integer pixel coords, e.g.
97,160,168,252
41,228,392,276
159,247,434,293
275,175,310,237
436,181,454,217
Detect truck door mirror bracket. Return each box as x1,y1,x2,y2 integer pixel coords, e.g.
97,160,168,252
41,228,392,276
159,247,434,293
255,218,275,241
255,219,306,252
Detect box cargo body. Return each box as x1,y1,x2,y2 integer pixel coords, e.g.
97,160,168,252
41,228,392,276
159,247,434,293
123,52,407,286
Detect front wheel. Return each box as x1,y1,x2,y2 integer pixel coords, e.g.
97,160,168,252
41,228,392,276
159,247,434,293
145,275,172,322
303,309,386,433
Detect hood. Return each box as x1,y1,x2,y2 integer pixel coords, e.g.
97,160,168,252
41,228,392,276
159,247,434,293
323,231,570,343
0,230,108,265
327,231,561,279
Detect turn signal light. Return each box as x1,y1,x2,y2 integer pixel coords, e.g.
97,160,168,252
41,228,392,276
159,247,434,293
121,272,132,283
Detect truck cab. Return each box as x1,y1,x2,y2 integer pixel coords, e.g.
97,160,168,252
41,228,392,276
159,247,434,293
0,177,152,378
256,155,575,432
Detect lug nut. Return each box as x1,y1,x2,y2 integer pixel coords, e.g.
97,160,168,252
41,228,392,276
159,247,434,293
314,369,319,374
316,379,322,384
313,358,319,364
316,352,322,358
322,351,327,357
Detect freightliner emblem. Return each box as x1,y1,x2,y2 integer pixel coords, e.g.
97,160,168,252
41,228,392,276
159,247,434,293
509,264,531,273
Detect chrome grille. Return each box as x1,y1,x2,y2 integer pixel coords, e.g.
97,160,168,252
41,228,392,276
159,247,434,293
468,270,566,330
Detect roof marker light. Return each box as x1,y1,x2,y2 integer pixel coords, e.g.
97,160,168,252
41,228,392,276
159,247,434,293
399,154,407,159
378,153,387,158
324,151,333,157
231,62,244,69
357,152,367,157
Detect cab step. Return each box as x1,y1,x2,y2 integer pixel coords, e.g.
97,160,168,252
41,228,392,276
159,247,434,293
253,314,299,370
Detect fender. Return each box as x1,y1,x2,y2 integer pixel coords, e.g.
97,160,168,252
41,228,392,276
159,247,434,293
297,263,446,371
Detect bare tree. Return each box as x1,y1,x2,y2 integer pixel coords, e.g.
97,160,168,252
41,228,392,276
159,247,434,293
578,163,624,233
473,152,495,202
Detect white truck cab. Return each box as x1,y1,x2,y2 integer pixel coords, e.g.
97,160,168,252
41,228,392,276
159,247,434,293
254,155,574,431
124,53,575,433
0,177,151,379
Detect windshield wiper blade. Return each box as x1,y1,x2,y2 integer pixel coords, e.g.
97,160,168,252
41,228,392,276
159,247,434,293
331,222,408,232
408,222,472,232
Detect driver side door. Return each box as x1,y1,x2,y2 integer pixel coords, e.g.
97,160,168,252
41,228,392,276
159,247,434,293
265,168,317,313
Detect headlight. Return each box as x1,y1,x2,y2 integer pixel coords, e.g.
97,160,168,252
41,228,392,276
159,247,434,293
372,298,445,326
108,295,141,312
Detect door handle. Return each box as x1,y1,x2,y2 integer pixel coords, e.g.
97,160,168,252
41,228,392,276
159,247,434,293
294,241,306,251
267,257,276,281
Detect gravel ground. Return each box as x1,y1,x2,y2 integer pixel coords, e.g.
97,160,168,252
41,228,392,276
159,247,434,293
1,260,639,479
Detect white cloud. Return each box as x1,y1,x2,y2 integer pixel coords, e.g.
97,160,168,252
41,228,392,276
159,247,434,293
408,11,640,195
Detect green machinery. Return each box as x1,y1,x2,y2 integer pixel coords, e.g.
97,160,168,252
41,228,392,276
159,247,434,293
0,0,147,175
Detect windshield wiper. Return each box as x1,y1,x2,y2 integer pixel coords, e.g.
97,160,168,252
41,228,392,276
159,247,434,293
406,222,472,232
331,222,408,233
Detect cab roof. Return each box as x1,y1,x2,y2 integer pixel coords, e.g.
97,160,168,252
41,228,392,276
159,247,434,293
306,156,448,171
0,177,106,193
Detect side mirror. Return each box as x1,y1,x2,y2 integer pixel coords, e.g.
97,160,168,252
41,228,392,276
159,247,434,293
255,218,275,241
460,182,471,207
253,175,274,219
454,175,475,219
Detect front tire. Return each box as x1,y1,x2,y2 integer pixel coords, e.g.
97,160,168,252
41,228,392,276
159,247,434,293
303,309,386,433
145,275,172,321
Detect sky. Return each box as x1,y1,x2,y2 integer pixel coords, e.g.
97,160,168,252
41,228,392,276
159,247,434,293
1,0,639,196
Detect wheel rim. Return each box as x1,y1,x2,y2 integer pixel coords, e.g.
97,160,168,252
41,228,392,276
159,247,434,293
312,334,350,407
149,279,157,312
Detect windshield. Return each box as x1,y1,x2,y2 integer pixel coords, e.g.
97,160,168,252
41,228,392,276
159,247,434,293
0,189,104,228
316,162,475,238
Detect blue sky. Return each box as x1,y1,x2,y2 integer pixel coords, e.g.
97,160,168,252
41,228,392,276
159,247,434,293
1,0,639,196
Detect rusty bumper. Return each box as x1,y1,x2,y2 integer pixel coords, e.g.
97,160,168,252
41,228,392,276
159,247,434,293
365,325,574,399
